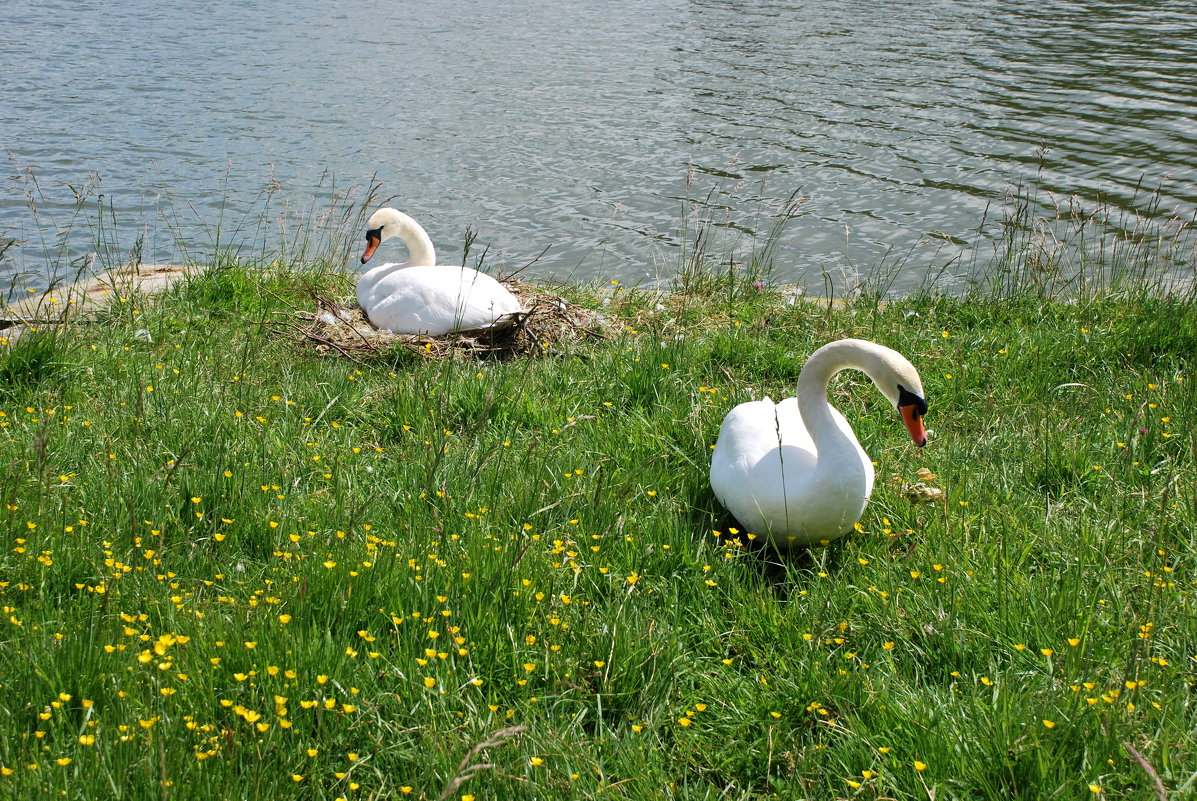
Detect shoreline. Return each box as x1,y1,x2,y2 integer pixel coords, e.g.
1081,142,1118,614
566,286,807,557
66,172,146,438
1,263,854,343
1,263,201,339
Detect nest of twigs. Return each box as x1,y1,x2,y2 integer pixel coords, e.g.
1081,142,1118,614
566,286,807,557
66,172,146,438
275,280,612,361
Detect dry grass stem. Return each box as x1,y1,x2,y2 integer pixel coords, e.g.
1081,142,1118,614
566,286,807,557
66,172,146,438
436,725,530,801
1123,742,1168,801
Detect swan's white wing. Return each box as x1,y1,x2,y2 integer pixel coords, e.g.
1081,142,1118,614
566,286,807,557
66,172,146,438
364,266,524,335
711,398,815,537
710,396,872,546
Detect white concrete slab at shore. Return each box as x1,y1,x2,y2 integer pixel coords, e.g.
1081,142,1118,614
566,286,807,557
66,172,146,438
2,263,203,325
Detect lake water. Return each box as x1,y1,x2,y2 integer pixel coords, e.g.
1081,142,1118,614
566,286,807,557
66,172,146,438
3,0,1196,294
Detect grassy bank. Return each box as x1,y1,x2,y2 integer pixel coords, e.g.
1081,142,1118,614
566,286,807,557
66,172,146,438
2,205,1196,799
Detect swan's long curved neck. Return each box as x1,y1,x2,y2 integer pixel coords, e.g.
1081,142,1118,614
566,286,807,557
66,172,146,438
388,213,437,267
796,340,887,459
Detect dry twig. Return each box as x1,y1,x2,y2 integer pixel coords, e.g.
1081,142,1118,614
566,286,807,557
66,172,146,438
1123,742,1168,801
436,725,529,801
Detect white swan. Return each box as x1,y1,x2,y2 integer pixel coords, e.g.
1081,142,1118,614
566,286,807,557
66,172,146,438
357,207,525,335
710,338,928,549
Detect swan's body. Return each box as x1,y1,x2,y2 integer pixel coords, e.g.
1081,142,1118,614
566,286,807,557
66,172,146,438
710,339,928,549
357,208,524,336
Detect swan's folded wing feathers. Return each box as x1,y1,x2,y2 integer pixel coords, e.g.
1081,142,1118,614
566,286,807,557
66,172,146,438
363,266,524,335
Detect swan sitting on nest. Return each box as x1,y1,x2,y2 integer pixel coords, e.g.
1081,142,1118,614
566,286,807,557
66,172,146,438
357,207,525,336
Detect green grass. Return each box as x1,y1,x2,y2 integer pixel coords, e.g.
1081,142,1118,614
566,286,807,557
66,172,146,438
1,205,1196,800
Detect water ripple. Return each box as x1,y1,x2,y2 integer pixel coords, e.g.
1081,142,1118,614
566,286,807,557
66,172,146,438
2,0,1195,291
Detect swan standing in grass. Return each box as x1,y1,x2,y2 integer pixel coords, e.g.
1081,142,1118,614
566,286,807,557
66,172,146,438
710,338,928,549
357,207,525,335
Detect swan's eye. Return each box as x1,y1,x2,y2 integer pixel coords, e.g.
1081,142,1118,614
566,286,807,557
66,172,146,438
896,384,927,416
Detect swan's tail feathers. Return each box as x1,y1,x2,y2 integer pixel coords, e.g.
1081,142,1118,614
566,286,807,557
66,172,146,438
487,310,527,330
450,310,528,337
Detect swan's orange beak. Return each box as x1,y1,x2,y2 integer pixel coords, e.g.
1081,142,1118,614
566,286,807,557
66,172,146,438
361,228,382,264
900,404,928,447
